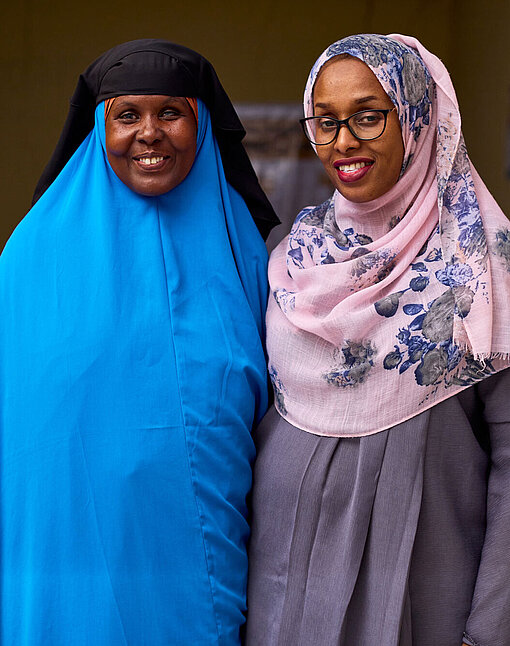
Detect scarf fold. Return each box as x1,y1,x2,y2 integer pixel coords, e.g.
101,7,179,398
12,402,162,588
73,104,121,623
266,34,510,437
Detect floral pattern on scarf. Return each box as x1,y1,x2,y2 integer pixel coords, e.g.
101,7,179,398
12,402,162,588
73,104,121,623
265,34,510,437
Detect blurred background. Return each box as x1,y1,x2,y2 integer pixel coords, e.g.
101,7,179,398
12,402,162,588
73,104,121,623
1,0,509,249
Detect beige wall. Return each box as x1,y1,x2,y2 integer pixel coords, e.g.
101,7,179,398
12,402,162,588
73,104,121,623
1,0,508,248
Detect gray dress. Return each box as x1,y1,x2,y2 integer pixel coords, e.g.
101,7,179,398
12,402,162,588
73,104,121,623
246,369,510,646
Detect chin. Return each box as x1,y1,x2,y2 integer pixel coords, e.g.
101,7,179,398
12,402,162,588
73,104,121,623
130,181,174,197
136,187,166,197
336,187,376,204
335,181,394,204
340,192,371,204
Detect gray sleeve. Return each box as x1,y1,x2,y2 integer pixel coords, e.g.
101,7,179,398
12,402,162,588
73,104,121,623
464,368,510,646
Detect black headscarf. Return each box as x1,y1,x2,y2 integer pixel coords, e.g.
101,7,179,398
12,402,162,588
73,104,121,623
32,39,279,239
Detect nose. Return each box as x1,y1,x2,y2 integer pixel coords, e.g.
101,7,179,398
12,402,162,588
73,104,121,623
332,124,360,154
136,115,163,144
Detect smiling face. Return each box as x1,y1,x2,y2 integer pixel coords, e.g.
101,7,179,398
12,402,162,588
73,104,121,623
313,56,404,203
105,95,197,196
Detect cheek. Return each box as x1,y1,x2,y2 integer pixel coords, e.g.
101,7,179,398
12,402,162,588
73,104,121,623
107,145,127,160
105,147,131,188
162,134,197,191
172,123,197,154
105,123,129,158
180,139,197,165
185,147,196,174
387,140,404,185
173,128,197,174
172,137,196,180
385,122,404,171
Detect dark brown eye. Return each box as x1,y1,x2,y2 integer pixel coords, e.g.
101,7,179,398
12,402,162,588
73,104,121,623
353,111,385,128
318,118,337,132
117,111,138,121
160,109,181,119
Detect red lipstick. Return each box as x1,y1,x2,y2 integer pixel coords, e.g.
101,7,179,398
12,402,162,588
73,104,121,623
333,157,374,184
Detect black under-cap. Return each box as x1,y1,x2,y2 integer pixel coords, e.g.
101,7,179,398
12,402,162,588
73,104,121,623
32,39,279,239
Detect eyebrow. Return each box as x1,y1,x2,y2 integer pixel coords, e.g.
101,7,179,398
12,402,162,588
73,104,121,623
354,95,379,104
314,95,380,110
112,96,185,108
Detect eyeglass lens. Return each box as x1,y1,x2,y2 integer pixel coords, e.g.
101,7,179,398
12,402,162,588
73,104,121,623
306,110,387,144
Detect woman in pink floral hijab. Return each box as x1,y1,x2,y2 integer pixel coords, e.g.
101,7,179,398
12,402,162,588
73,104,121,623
246,34,510,646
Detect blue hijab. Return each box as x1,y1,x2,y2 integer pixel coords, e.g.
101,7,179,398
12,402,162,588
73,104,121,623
0,94,269,644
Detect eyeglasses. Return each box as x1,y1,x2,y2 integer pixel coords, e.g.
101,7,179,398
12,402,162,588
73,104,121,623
300,108,396,145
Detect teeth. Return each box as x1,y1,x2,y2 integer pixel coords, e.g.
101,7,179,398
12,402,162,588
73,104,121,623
139,156,164,165
338,161,370,172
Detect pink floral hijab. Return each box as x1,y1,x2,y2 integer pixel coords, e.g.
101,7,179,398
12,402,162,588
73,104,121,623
266,34,510,437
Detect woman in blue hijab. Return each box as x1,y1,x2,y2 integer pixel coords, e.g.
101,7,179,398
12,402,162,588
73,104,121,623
0,39,278,646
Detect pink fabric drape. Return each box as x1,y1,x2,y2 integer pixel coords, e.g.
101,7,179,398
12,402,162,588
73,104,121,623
266,34,510,437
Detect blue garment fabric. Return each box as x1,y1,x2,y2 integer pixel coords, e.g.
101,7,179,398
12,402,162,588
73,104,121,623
0,100,269,645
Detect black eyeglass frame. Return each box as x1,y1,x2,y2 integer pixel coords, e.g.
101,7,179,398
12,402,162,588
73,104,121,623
300,107,396,145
